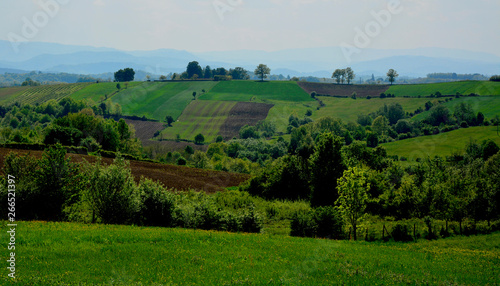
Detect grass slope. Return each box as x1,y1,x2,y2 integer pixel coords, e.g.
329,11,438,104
200,81,313,102
412,96,500,122
387,81,500,97
0,86,30,103
381,126,500,161
161,100,237,142
312,97,430,123
69,82,142,102
0,83,93,105
112,81,219,120
3,221,499,285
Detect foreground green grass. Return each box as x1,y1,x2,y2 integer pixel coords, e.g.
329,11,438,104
200,81,314,102
387,81,500,97
381,126,500,161
112,81,219,120
70,82,143,102
1,221,498,285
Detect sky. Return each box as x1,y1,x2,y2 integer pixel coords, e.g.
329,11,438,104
1,0,499,56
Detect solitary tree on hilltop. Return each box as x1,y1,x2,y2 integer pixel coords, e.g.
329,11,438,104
254,64,271,82
387,69,399,85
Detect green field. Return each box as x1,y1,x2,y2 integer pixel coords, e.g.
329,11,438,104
3,221,498,285
312,97,431,123
161,100,237,142
200,81,314,102
381,126,500,161
265,100,319,133
412,96,500,122
387,81,500,97
70,82,143,102
0,83,93,105
111,81,219,120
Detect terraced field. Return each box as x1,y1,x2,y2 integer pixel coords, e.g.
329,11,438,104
0,86,30,103
387,81,500,97
112,81,219,121
70,81,143,102
199,81,313,102
381,126,500,161
161,100,238,142
0,83,93,105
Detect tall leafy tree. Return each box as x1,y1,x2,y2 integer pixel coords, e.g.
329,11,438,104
310,132,346,207
114,68,135,82
336,166,370,240
254,64,271,81
345,67,355,85
186,61,203,79
386,69,399,85
203,65,213,79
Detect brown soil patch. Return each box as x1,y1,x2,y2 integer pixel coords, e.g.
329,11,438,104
297,82,391,98
0,147,248,193
123,119,166,141
219,102,274,140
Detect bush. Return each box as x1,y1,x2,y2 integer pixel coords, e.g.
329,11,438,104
239,207,262,233
391,222,413,242
177,156,187,165
194,133,205,145
314,206,344,239
138,178,175,227
489,75,500,82
460,121,469,128
85,157,139,224
290,211,317,237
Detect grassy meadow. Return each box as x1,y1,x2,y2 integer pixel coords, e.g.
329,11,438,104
412,96,500,122
2,221,498,285
381,126,500,161
199,81,313,102
312,97,430,123
387,81,500,97
112,81,219,120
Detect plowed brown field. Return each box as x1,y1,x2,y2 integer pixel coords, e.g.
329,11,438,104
298,82,390,98
219,102,274,139
0,148,248,193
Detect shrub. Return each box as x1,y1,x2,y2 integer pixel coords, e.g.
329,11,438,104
239,207,262,233
290,211,317,237
194,133,205,145
489,75,500,82
314,206,344,239
85,157,139,224
177,156,187,165
185,145,194,155
391,222,413,242
460,121,469,128
138,178,175,227
305,109,313,116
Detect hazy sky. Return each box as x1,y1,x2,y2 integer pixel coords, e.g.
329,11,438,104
1,0,499,56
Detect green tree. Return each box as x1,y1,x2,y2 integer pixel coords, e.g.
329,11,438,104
428,105,451,126
332,69,343,84
387,103,405,125
186,61,203,79
310,133,346,207
165,115,174,126
254,64,271,81
114,68,135,82
203,65,213,79
371,115,389,136
336,166,370,241
386,69,399,85
230,67,249,80
345,67,355,85
194,133,205,145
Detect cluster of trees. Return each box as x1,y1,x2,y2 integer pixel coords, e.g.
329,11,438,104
243,127,500,239
114,68,135,82
0,146,262,233
332,67,355,84
177,61,252,81
490,75,500,82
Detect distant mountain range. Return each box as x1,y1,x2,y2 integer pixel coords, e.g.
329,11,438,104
0,40,499,78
